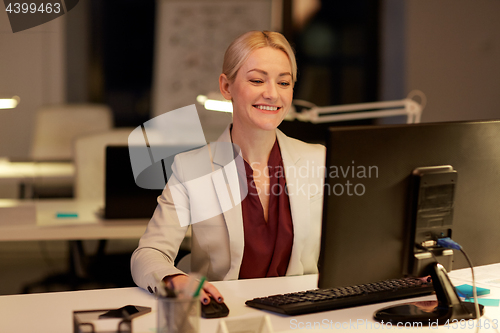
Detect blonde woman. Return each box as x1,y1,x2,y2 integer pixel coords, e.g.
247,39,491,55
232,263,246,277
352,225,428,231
131,31,325,305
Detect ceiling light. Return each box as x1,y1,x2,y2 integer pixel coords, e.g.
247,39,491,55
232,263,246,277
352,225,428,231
0,96,20,109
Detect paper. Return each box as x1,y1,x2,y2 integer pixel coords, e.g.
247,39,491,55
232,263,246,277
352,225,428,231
449,263,500,288
455,284,490,298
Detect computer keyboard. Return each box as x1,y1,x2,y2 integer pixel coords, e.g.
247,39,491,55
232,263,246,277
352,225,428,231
245,277,434,315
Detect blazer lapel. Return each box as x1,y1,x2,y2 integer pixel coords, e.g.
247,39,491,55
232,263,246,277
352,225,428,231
210,126,245,280
276,130,310,275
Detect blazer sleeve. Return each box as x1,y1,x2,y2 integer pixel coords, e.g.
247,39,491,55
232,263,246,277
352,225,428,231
130,156,191,294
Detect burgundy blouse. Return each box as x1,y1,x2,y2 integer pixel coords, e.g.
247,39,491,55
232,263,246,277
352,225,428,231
238,140,294,279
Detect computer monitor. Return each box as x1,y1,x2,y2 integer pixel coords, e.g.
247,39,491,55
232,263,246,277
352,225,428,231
318,120,500,323
104,144,202,219
104,146,163,219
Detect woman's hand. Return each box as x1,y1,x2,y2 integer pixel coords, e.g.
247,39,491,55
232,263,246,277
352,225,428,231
164,274,224,305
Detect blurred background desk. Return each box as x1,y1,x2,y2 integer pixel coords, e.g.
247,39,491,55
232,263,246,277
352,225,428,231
0,199,148,241
0,160,74,198
0,198,191,293
0,199,149,293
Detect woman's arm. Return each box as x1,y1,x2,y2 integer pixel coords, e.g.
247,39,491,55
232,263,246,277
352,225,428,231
130,181,190,293
130,148,225,301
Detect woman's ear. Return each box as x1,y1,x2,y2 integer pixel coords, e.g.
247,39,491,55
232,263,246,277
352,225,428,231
219,74,232,100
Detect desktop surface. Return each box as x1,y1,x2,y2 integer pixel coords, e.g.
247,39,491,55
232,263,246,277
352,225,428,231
1,265,499,333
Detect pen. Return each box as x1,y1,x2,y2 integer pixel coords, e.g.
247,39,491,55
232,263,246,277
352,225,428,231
178,275,206,333
178,273,201,299
193,276,206,297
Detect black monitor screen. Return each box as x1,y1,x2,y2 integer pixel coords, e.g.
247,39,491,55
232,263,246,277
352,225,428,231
105,146,162,219
318,120,500,289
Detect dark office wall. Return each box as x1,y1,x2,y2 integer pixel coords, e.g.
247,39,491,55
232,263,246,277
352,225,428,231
405,0,500,122
62,0,500,144
0,5,65,159
80,0,380,134
88,0,156,127
66,0,90,103
279,0,380,143
292,0,380,107
379,0,406,101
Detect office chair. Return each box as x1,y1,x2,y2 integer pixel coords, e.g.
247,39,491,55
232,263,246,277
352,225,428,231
31,104,113,161
28,103,113,198
22,129,137,293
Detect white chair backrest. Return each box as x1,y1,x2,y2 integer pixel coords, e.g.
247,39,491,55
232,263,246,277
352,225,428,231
74,129,133,205
31,104,113,161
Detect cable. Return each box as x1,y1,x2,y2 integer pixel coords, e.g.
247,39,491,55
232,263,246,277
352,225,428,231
436,238,481,333
417,244,439,263
460,249,481,323
436,237,461,251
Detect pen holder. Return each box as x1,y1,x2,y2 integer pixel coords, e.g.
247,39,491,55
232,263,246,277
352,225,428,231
157,297,200,333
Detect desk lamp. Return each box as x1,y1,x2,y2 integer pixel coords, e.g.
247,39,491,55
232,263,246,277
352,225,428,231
197,91,424,124
197,93,232,113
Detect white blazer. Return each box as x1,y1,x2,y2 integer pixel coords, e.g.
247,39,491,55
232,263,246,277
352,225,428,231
131,125,326,294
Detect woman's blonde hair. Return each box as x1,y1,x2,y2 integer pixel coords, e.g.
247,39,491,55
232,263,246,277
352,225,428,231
222,31,297,83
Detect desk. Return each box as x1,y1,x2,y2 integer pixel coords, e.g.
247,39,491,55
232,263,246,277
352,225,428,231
0,199,148,241
0,199,189,293
1,264,499,333
0,160,74,198
0,198,191,247
0,199,152,293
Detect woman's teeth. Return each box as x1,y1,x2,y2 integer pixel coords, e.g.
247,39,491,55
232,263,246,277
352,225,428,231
255,105,279,111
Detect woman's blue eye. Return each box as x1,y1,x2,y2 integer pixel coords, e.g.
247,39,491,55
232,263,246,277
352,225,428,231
250,79,263,84
279,82,290,87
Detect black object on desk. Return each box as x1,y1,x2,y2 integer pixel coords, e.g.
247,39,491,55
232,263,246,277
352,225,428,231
98,305,151,319
201,296,230,318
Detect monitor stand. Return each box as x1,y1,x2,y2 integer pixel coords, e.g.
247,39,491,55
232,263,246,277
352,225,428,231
374,263,484,325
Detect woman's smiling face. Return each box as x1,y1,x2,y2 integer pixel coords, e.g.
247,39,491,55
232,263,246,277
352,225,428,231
220,46,293,132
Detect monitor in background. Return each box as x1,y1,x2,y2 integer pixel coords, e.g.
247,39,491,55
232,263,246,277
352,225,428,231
104,146,163,219
104,144,201,219
319,120,500,323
